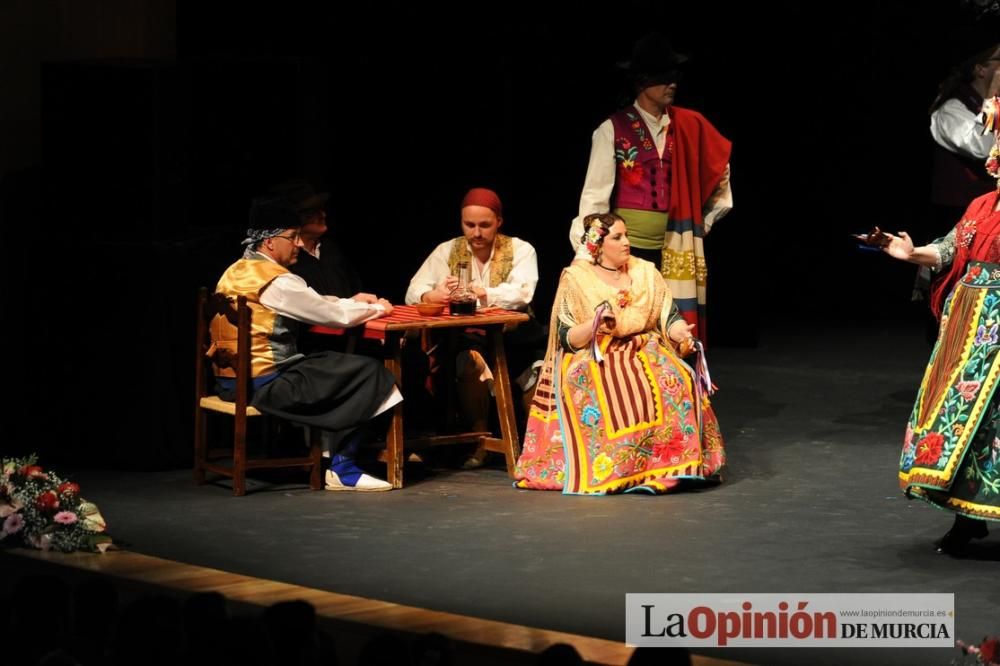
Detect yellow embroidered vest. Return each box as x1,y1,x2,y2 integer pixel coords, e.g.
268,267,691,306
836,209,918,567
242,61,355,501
212,257,300,379
447,234,514,286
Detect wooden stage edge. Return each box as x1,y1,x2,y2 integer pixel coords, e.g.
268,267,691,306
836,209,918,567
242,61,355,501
3,547,745,666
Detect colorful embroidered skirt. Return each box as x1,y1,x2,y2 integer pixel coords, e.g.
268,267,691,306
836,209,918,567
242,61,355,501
900,261,1000,521
515,333,725,495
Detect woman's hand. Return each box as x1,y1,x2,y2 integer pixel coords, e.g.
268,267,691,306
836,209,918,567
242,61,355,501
668,320,696,356
598,310,616,335
376,298,394,316
881,231,915,262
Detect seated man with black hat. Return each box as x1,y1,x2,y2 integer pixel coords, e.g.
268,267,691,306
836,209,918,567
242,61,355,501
569,32,732,342
211,193,401,491
405,188,544,464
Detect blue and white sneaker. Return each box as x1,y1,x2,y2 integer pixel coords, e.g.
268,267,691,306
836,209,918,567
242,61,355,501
325,454,391,492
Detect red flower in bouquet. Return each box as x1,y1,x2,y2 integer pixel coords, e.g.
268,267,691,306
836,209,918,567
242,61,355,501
957,635,1000,666
35,491,59,512
21,465,46,479
981,637,1000,664
58,482,80,496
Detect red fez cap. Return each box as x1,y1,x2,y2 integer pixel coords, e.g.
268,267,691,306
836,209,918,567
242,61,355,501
461,187,502,217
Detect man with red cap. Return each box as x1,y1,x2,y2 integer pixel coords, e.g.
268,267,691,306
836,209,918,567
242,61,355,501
569,33,732,342
406,188,543,462
406,188,537,311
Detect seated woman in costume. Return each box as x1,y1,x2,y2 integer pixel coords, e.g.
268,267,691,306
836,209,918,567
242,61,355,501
514,213,726,494
877,97,1000,554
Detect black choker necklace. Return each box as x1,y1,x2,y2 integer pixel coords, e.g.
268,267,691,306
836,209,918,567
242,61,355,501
596,263,620,272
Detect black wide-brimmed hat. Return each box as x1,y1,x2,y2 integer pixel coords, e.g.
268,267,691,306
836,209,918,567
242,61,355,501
247,194,302,231
266,179,329,214
623,33,690,84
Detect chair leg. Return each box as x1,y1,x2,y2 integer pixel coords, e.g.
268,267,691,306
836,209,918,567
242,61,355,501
308,427,323,490
233,416,248,497
442,333,459,430
194,408,206,485
384,335,405,489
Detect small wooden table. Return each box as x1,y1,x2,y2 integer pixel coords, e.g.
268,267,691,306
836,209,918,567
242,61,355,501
312,305,529,488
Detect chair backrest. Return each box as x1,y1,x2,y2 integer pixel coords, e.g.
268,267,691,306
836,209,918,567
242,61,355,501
193,287,324,495
194,287,252,413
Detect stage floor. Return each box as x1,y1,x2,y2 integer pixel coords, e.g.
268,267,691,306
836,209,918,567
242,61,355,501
25,318,1000,665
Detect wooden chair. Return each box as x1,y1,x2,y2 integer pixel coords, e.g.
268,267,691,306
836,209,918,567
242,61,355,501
193,287,323,496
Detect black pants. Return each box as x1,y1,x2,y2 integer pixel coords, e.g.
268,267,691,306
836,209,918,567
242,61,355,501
250,352,397,447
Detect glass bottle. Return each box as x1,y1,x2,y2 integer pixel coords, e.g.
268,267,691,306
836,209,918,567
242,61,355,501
449,260,477,315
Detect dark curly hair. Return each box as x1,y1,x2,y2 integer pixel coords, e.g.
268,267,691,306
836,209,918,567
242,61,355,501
581,213,624,261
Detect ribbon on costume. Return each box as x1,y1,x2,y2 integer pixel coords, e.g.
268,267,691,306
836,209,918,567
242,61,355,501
692,339,716,397
591,301,612,363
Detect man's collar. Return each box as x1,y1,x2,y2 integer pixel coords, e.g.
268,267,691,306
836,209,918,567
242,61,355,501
302,238,322,258
250,250,280,265
465,239,495,263
632,100,671,130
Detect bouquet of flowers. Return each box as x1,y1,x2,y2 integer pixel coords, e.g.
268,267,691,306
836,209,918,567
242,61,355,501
0,454,112,553
956,636,1000,666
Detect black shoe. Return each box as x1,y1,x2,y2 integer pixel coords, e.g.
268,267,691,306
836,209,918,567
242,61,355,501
461,451,490,470
935,515,989,556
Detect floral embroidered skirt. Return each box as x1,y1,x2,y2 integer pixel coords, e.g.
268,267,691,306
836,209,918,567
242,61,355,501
514,333,725,495
901,261,1000,521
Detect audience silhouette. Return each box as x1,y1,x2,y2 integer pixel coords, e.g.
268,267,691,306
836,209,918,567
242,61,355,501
2,571,684,665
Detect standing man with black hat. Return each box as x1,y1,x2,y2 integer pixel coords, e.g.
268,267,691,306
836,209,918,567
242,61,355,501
569,33,732,341
270,179,384,355
263,179,368,300
211,193,400,491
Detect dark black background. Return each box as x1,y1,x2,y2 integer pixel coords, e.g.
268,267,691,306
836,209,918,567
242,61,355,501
3,0,997,467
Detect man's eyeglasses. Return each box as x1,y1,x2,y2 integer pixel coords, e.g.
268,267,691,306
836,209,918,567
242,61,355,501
272,233,300,243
